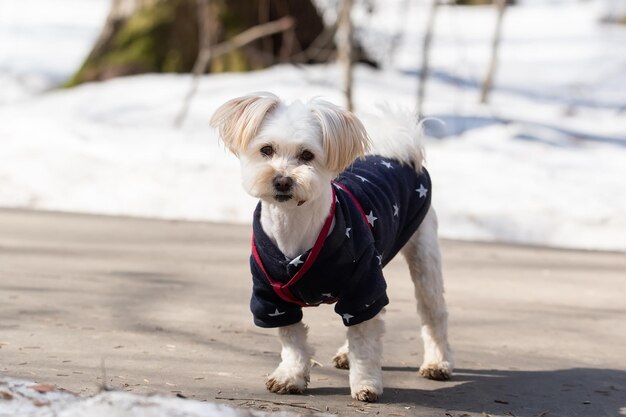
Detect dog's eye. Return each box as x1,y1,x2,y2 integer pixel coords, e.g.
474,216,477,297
260,145,274,157
300,150,314,162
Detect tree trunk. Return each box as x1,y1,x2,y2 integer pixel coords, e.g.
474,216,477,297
337,0,354,111
67,0,330,86
480,0,506,104
417,0,439,119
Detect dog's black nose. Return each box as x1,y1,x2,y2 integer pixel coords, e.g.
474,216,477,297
273,175,294,193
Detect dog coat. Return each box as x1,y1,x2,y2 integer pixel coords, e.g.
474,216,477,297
250,155,432,328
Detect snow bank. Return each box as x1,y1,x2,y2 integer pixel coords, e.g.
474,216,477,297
0,0,108,103
0,377,323,417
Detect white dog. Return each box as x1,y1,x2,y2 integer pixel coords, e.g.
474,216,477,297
210,93,453,402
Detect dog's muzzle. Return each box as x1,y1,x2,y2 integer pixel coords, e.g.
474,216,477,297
273,175,294,202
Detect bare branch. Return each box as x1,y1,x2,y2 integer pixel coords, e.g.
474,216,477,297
175,16,295,127
209,16,294,64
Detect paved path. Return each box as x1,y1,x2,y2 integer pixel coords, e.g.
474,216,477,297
0,209,625,417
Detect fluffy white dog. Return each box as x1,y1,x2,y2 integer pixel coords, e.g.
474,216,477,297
210,93,453,402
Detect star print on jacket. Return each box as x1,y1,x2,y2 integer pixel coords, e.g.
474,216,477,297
249,155,432,328
416,184,428,198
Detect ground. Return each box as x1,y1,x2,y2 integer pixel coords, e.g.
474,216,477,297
0,208,624,416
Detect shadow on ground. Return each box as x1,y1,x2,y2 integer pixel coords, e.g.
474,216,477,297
308,367,625,417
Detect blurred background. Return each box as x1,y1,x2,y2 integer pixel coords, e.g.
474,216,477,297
0,0,624,251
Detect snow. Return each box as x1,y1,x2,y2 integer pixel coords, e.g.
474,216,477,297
0,377,315,417
0,0,109,103
1,0,625,252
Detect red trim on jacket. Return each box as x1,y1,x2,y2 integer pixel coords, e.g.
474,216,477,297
251,185,337,306
332,181,371,228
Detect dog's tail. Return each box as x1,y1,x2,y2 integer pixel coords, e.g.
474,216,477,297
358,105,425,172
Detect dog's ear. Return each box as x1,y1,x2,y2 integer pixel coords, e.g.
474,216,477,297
210,92,280,155
308,99,370,175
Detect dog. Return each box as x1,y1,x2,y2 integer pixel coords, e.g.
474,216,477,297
210,93,453,402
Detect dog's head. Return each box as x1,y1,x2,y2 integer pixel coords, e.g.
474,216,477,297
210,92,370,207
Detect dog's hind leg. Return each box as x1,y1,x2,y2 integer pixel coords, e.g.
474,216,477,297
332,340,350,369
266,321,313,394
401,207,453,380
347,313,385,402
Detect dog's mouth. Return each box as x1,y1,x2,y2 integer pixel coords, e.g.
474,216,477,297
273,194,306,206
274,194,292,202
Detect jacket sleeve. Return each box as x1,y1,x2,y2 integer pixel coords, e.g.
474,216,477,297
334,244,389,326
250,258,303,328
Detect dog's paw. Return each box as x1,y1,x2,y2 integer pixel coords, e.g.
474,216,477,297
332,351,350,369
419,361,452,381
352,387,380,402
266,369,309,394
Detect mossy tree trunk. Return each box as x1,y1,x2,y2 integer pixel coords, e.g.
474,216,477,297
67,0,330,86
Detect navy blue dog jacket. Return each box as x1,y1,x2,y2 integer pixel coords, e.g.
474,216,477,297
250,155,432,328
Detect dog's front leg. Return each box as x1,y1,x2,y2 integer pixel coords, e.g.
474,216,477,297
347,313,385,402
266,321,312,394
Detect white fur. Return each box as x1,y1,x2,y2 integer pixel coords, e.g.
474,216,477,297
347,312,385,401
402,208,454,380
210,94,453,402
358,106,425,170
266,322,312,394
